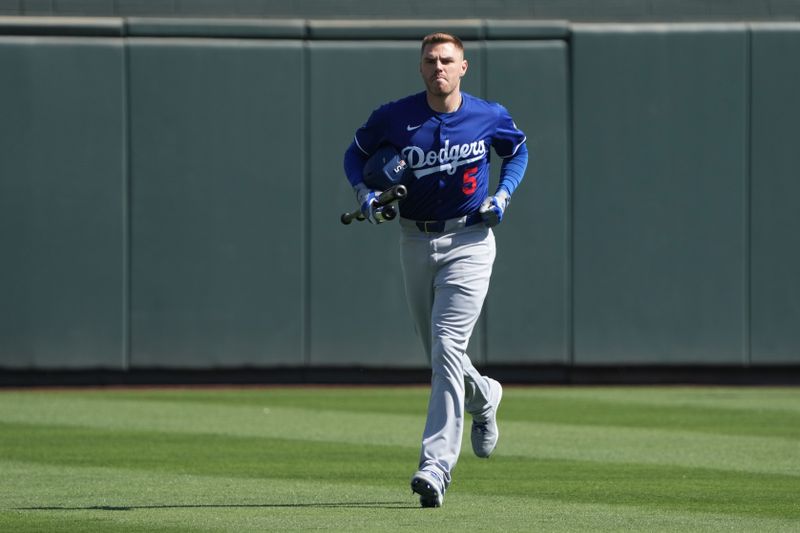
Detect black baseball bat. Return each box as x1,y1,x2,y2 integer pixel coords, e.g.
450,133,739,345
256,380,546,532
340,184,407,225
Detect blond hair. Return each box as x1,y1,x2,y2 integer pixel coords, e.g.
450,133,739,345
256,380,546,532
420,32,464,56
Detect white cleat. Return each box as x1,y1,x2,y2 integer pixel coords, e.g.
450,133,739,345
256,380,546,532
471,378,503,458
410,469,445,508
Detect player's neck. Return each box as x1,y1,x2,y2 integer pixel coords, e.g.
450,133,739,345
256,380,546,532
427,91,462,114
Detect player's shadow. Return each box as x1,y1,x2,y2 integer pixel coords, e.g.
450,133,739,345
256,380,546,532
18,501,418,511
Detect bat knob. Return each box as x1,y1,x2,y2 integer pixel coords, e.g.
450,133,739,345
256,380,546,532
375,204,397,223
341,213,353,225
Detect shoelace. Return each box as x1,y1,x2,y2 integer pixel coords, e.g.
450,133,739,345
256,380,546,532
430,471,445,494
473,421,489,434
420,470,445,493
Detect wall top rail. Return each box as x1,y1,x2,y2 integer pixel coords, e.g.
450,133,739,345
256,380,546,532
126,17,307,39
305,19,570,40
573,21,800,34
0,16,570,39
0,16,124,36
4,18,798,40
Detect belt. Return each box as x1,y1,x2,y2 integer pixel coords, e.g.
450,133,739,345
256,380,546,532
401,213,484,234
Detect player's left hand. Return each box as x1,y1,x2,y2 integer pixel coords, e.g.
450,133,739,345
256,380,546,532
479,191,510,228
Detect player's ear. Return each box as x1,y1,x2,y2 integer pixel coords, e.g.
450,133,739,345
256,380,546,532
461,59,468,77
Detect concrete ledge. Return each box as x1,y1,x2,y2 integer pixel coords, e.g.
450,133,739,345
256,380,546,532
0,16,572,40
6,17,783,40
0,15,124,36
306,19,485,40
125,17,306,38
484,19,570,39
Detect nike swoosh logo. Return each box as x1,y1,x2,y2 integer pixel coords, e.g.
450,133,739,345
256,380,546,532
406,124,422,131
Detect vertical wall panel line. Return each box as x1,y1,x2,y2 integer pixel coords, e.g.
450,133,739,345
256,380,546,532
302,39,311,367
744,26,753,366
566,32,575,368
122,36,132,371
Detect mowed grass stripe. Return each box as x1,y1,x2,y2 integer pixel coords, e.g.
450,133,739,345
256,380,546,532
1,460,418,533
0,394,424,447
0,459,417,511
1,393,797,476
16,387,800,438
40,388,432,415
499,396,800,439
52,386,800,414
509,386,800,412
0,422,416,484
2,421,798,520
499,420,800,476
3,460,799,532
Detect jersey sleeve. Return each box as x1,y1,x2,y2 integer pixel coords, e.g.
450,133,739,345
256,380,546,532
344,104,390,188
343,141,369,188
352,104,389,156
497,142,528,197
492,104,527,158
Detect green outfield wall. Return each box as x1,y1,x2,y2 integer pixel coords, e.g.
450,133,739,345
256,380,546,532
573,24,750,365
1,18,798,373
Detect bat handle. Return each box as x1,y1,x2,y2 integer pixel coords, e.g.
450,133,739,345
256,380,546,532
340,205,396,225
340,210,365,225
340,184,406,225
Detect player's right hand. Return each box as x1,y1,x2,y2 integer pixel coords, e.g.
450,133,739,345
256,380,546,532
355,183,384,224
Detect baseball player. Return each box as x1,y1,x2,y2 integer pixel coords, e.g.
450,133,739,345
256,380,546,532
342,32,528,508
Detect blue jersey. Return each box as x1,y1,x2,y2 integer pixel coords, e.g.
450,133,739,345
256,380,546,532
351,91,526,221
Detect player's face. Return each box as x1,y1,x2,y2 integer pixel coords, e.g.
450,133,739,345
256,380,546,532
420,42,467,98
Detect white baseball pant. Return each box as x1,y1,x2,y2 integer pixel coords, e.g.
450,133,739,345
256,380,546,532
400,221,497,488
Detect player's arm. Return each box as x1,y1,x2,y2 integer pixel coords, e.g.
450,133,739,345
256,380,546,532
496,142,528,198
481,106,529,227
343,105,395,224
480,143,527,227
343,140,381,224
343,102,390,188
343,139,369,188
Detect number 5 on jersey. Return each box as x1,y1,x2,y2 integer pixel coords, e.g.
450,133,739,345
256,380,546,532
462,166,478,195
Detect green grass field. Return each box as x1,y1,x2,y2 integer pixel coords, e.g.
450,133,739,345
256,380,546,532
1,385,798,532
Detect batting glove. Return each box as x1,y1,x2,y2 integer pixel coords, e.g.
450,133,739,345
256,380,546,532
354,183,383,224
479,191,510,228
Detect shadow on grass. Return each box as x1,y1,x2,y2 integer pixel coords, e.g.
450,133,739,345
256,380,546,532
17,501,418,511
